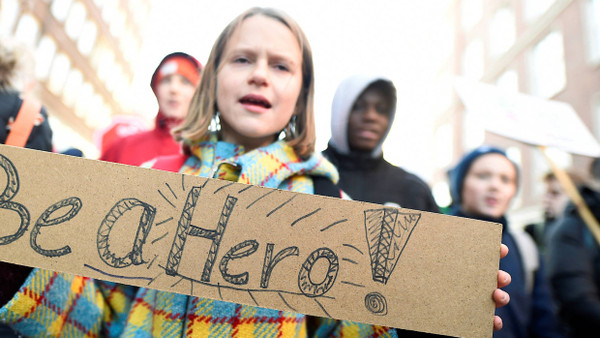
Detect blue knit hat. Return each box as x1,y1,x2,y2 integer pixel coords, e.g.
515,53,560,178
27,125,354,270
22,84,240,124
448,145,519,207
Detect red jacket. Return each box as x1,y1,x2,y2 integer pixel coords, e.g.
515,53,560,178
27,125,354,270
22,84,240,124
99,113,182,166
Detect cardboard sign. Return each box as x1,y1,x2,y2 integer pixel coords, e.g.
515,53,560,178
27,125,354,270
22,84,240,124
454,77,600,157
0,145,501,337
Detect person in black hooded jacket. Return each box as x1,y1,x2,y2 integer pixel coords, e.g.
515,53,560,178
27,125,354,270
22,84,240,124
322,74,439,213
547,169,600,336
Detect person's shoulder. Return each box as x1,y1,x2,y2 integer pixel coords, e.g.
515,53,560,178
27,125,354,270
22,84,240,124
0,91,21,118
150,153,189,172
388,164,430,190
105,130,155,151
312,175,342,198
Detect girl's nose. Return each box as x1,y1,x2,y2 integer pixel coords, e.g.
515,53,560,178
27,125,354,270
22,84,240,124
168,77,183,92
248,61,268,86
489,177,503,190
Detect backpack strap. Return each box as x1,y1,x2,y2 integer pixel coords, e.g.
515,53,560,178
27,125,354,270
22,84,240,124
6,97,42,147
151,154,189,173
510,229,540,294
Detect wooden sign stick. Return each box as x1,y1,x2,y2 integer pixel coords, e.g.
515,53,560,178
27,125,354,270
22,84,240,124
539,145,600,246
0,145,501,337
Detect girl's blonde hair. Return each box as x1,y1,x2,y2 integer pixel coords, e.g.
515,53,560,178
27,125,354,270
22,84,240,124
173,7,316,157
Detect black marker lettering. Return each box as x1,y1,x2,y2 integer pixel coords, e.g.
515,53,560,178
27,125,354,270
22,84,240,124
219,240,258,285
298,247,339,297
97,198,156,268
31,197,82,257
261,243,299,288
165,188,237,283
0,155,29,245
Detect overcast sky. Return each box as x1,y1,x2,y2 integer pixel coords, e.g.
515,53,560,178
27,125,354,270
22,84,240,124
130,0,452,181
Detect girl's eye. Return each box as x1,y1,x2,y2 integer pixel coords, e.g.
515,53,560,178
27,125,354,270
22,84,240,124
234,57,249,64
181,77,192,86
476,172,491,180
274,64,289,71
500,176,513,185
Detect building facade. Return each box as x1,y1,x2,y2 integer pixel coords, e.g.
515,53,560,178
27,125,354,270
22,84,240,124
1,0,151,157
433,0,600,225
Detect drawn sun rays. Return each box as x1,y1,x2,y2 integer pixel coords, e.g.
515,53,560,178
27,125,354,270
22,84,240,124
151,175,368,318
90,174,383,319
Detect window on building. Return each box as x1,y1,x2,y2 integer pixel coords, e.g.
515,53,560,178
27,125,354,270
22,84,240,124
489,7,516,58
524,0,555,22
85,95,112,130
14,14,40,48
77,20,98,56
35,36,57,79
461,0,483,31
51,0,73,22
0,0,20,36
122,32,137,64
101,0,117,22
435,124,454,168
99,102,112,128
74,82,93,118
496,69,519,93
462,110,485,150
64,1,87,41
462,39,484,80
48,53,71,94
90,42,108,71
63,68,83,107
529,30,566,98
93,0,103,10
433,71,454,114
584,0,600,63
131,0,149,28
105,63,120,93
85,93,104,127
97,50,115,85
109,9,126,40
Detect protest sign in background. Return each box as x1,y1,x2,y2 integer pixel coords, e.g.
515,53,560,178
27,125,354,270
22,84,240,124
454,77,600,158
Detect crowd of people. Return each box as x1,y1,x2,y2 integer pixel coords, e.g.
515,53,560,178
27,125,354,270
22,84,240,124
1,5,599,337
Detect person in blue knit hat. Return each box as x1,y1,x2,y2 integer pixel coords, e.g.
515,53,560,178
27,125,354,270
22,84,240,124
449,145,563,337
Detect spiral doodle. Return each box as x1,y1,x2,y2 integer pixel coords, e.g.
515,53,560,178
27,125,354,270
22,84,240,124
364,292,388,315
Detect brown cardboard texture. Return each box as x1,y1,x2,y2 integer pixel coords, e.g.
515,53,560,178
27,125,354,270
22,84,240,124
0,145,501,337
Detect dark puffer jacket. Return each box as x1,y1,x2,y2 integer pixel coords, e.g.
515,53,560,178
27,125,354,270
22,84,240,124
548,186,600,337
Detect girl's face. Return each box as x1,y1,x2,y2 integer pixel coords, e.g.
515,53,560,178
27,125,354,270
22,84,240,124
216,14,303,151
461,153,517,219
157,74,196,120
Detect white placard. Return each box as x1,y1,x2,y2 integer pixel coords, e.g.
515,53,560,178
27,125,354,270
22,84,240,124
454,77,600,157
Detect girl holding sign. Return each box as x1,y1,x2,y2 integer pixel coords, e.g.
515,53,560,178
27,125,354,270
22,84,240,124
0,7,510,336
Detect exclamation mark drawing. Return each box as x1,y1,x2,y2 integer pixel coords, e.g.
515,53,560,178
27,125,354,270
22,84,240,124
364,208,421,284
